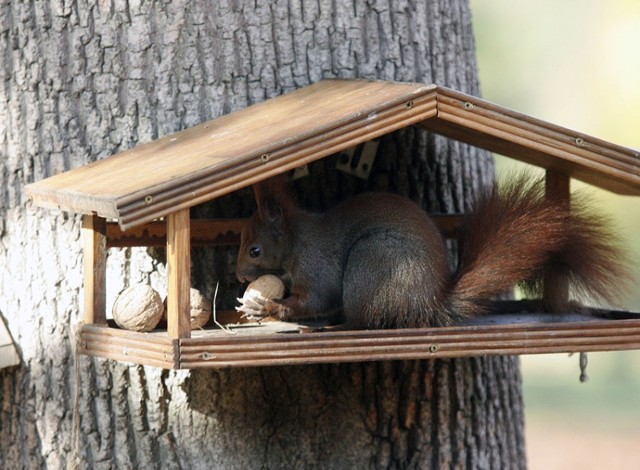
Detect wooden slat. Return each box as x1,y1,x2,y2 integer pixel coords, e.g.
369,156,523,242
76,304,640,369
178,328,640,356
433,93,640,173
82,339,174,362
420,90,640,195
166,209,191,339
81,345,177,369
543,171,571,308
79,325,177,368
113,93,438,229
80,323,175,345
436,91,639,170
181,317,640,347
179,341,640,368
82,331,176,352
105,214,464,248
106,219,246,247
82,214,107,325
25,80,438,229
26,80,640,230
177,320,640,368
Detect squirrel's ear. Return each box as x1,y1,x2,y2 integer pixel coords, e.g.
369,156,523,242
252,182,267,221
252,174,293,224
253,182,283,224
263,196,284,226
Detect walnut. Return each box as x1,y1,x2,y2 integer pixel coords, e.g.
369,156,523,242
188,288,212,329
161,288,212,329
244,275,285,301
112,285,164,332
236,274,285,319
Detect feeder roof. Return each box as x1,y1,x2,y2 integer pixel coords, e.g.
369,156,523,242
26,79,640,230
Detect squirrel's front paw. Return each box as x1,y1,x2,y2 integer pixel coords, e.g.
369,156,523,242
236,294,269,321
236,275,287,322
236,297,289,322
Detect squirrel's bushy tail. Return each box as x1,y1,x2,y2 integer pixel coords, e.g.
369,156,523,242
448,173,629,318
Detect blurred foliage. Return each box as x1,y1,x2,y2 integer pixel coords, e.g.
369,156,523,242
470,0,640,310
469,3,640,466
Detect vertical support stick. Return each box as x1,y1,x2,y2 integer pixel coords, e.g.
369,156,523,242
167,208,191,339
544,170,571,309
82,214,107,324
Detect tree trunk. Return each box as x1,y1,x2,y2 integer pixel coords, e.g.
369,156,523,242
0,1,526,468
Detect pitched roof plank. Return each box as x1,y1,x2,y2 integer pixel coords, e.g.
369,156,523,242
421,87,640,194
27,80,437,229
26,79,640,229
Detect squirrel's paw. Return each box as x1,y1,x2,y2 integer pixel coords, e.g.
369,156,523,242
236,295,267,321
236,296,283,322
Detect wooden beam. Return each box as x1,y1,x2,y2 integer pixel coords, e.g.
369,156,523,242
166,209,191,339
106,219,247,248
419,89,640,196
77,302,640,369
82,214,107,324
543,170,571,309
105,214,464,248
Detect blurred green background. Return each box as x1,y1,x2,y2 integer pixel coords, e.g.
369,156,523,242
470,1,640,468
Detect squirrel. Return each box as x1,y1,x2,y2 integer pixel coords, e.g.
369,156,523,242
235,173,628,329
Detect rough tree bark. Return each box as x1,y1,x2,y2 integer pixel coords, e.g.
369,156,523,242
0,1,526,468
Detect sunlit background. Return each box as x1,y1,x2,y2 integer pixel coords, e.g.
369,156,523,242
470,1,640,468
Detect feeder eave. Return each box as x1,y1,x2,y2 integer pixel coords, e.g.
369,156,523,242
26,79,440,228
25,79,640,229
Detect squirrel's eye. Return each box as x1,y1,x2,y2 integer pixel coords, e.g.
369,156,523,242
249,246,261,258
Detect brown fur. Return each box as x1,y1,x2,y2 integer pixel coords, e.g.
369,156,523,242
236,173,630,328
449,175,629,318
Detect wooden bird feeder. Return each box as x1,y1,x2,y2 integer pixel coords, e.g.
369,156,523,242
26,79,640,369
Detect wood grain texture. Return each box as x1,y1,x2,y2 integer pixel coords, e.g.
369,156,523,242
26,81,640,230
166,209,191,339
79,305,640,369
106,218,246,247
543,171,571,307
26,81,438,228
420,89,640,195
82,214,107,324
76,298,640,369
105,214,463,247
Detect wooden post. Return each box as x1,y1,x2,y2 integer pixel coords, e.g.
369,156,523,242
82,214,107,324
166,208,191,339
544,170,571,309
